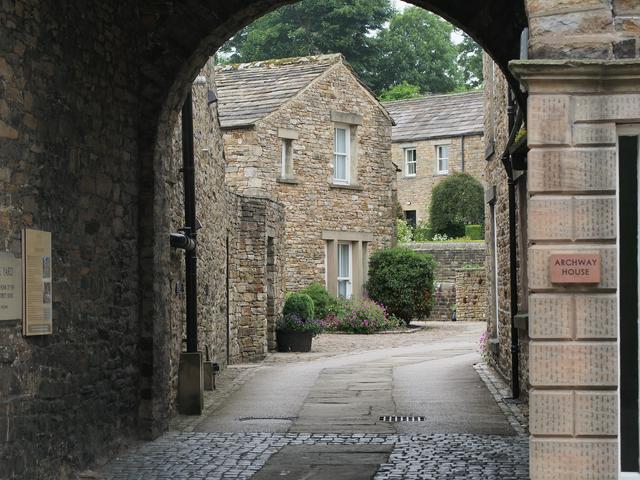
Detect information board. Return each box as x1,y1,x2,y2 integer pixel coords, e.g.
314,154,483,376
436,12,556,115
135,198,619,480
0,253,21,321
22,229,52,335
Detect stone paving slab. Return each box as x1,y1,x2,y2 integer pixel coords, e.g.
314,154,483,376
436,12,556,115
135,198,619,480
100,432,528,480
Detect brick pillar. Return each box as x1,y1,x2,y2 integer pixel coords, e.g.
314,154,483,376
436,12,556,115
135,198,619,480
511,60,640,479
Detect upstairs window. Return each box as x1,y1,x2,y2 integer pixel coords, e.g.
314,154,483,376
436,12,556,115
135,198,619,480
404,148,417,176
281,138,293,178
436,145,449,174
333,126,350,184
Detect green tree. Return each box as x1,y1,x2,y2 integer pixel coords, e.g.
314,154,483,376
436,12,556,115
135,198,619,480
429,172,484,237
457,32,484,89
373,7,462,94
379,81,422,101
218,0,393,89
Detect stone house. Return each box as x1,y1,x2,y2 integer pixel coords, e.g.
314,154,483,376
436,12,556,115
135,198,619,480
383,91,485,226
215,54,396,299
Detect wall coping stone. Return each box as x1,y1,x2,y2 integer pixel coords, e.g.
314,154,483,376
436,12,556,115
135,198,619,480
407,242,486,251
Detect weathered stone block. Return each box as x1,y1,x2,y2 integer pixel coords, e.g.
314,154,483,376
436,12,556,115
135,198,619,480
527,148,616,193
572,123,617,146
529,9,614,36
527,0,611,17
529,294,573,339
528,95,572,146
530,390,573,435
574,94,640,122
574,391,618,436
575,294,617,339
528,245,616,289
614,0,640,15
528,196,572,240
530,438,618,479
529,341,617,387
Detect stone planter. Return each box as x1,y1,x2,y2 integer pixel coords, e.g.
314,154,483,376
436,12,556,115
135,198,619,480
276,330,312,352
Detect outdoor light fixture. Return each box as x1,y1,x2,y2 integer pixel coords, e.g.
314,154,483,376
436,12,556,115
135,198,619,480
207,90,218,105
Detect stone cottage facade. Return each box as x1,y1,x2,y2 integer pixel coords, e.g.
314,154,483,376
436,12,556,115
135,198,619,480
216,54,396,299
383,92,485,225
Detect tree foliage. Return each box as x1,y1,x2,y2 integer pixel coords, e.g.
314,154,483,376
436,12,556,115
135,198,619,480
379,82,422,101
366,247,436,324
373,7,461,94
218,1,485,95
457,32,484,88
429,172,484,238
218,0,392,89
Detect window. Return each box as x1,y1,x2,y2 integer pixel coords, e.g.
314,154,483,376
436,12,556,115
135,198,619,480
404,148,416,176
281,138,293,178
404,210,417,228
333,126,350,184
337,242,352,298
436,145,449,174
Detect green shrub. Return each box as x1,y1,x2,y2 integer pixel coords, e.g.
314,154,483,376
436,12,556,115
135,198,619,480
282,293,314,322
396,218,413,243
464,224,483,240
429,172,484,238
365,247,436,324
299,283,337,320
413,222,432,242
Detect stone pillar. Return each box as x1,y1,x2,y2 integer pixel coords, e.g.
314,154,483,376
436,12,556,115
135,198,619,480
511,60,640,480
326,239,337,296
352,241,363,299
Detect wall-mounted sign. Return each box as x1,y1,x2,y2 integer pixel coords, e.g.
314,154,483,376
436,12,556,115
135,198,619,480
22,229,52,336
0,253,22,321
550,253,601,284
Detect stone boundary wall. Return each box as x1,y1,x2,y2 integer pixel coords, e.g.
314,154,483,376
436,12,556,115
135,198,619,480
407,242,486,282
455,268,488,322
406,242,487,321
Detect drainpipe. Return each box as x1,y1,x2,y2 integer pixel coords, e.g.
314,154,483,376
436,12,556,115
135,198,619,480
182,90,198,353
500,91,524,400
461,136,465,172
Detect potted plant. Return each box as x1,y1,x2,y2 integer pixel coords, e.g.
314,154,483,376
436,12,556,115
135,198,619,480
276,293,322,352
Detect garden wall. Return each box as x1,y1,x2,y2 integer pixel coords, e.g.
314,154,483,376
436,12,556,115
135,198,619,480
406,242,487,321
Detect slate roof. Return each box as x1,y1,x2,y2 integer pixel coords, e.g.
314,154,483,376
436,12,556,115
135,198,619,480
383,91,484,143
214,54,344,129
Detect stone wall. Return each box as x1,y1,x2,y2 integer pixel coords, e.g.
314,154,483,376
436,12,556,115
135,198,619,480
408,242,486,282
222,61,396,294
0,2,142,478
394,134,485,223
229,196,285,362
482,55,531,398
406,242,487,322
455,268,489,322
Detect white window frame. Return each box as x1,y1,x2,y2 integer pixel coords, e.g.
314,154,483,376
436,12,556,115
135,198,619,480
281,138,293,178
404,147,417,177
618,124,640,479
337,242,352,298
333,125,351,185
436,145,449,175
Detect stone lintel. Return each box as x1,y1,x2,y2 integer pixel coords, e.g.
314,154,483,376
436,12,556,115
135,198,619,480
277,128,299,140
330,110,363,126
321,230,374,242
510,59,640,93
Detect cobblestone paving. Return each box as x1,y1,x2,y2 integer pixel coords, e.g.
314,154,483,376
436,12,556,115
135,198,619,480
101,432,528,480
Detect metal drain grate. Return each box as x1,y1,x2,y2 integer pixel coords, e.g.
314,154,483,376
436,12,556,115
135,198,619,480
379,415,425,422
